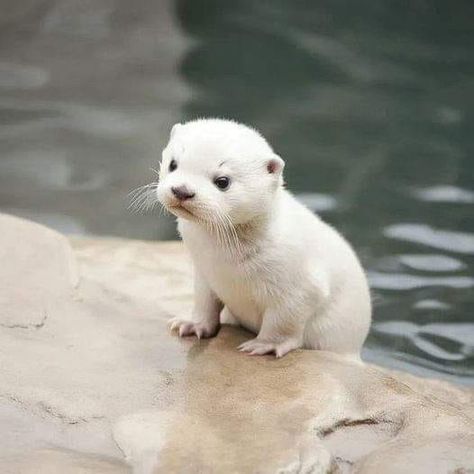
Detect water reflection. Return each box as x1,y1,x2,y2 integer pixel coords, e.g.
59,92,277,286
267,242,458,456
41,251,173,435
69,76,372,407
296,193,338,213
413,185,474,204
398,254,465,272
374,320,474,371
369,272,474,291
384,224,474,255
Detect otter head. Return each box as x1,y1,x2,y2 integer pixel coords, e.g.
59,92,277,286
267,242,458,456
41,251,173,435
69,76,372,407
156,119,284,226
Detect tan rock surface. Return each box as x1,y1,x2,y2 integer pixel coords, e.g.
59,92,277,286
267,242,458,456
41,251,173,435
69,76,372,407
0,213,473,473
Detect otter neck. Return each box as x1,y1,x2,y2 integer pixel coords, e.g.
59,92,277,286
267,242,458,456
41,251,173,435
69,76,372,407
206,188,283,261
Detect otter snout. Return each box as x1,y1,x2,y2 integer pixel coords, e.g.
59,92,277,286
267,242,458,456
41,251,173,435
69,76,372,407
171,185,195,201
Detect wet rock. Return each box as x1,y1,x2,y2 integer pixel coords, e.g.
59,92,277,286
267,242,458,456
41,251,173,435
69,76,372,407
0,213,473,473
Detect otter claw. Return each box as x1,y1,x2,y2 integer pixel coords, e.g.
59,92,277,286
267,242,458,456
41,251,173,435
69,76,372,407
168,319,182,332
178,324,190,337
238,338,299,358
168,317,218,339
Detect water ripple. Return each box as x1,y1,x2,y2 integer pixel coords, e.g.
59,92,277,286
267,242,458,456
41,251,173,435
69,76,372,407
398,254,465,272
0,62,49,90
384,224,474,254
413,185,474,203
413,299,451,310
374,321,474,363
296,193,338,212
369,271,474,290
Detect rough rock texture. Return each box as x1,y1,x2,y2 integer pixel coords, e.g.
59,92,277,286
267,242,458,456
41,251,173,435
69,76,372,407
0,213,473,473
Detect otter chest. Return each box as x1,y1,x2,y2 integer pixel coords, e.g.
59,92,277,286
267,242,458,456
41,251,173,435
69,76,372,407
180,223,278,332
199,252,268,332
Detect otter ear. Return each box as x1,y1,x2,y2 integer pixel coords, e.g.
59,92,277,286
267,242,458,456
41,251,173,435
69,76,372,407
266,154,285,175
170,123,182,139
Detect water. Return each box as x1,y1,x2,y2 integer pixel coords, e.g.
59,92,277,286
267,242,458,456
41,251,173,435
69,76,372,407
0,0,473,385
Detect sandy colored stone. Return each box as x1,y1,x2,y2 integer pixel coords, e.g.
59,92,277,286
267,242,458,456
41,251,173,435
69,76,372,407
0,213,473,473
0,214,78,329
1,449,129,474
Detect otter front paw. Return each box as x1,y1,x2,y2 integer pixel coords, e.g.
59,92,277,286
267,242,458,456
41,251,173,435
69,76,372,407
168,318,219,339
237,338,300,358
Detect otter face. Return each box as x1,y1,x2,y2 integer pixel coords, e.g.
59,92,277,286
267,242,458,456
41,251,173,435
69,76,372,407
156,119,284,225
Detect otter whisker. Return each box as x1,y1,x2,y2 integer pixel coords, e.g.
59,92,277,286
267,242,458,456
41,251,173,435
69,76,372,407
128,182,158,197
223,213,244,258
214,208,245,261
209,211,228,250
129,192,150,213
218,210,242,255
150,168,161,179
200,207,228,251
213,210,231,251
128,182,159,214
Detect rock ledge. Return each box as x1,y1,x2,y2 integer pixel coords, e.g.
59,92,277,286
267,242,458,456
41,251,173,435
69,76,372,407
0,214,473,473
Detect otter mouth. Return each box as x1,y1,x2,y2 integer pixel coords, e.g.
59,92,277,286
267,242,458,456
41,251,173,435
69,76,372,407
168,203,196,220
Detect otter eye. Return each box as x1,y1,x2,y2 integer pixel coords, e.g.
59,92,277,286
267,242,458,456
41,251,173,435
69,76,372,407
214,176,230,190
169,159,177,172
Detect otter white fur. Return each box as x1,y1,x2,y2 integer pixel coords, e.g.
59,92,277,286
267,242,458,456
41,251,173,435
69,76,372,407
157,119,371,358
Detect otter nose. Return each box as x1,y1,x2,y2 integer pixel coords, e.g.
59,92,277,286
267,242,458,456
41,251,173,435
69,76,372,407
171,185,195,201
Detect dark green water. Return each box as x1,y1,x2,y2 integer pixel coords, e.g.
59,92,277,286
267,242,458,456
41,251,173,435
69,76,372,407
0,0,473,384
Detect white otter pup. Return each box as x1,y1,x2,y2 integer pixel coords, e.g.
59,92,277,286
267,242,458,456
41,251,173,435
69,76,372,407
157,119,371,357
